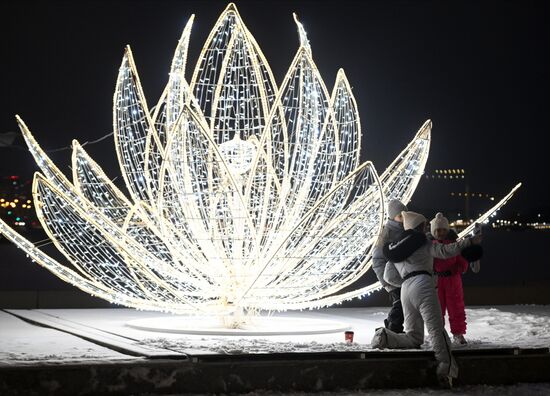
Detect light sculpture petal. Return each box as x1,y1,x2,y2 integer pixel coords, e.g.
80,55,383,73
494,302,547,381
330,69,362,181
33,174,209,311
72,140,131,223
114,48,159,205
457,183,522,239
166,15,195,132
190,3,277,145
381,119,432,204
248,162,385,306
16,115,76,198
72,141,214,291
145,16,198,205
0,217,171,312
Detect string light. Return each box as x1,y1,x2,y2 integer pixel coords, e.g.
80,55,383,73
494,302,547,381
0,3,436,324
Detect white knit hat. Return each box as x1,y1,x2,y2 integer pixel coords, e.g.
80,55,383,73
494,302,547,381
430,212,450,235
387,199,407,219
402,211,427,231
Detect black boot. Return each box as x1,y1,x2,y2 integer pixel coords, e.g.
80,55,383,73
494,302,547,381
386,288,404,333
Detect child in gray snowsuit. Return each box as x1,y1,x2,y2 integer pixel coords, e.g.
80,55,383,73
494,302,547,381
371,199,407,332
371,211,482,387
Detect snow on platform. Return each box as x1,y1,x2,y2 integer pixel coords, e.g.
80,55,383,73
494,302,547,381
1,305,549,362
0,310,137,366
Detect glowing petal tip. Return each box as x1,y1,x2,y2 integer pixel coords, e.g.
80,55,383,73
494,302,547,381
293,13,311,53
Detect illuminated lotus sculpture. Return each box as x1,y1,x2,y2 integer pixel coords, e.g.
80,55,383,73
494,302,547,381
0,4,433,323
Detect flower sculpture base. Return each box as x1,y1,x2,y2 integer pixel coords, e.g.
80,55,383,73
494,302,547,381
125,315,351,336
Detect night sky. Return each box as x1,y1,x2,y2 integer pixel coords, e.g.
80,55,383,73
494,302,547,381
1,0,548,215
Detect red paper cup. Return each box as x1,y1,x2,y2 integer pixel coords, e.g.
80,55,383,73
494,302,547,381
345,331,354,343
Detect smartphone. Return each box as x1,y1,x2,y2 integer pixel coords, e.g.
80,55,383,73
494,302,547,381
473,222,482,236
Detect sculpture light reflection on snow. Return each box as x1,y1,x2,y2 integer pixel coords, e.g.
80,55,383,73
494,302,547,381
0,4,437,326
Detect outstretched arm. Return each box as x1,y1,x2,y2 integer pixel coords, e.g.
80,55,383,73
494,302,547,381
430,238,473,259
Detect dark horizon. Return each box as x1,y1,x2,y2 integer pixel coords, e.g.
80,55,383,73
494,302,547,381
1,0,548,216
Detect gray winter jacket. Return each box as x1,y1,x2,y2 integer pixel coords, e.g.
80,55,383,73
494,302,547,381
394,237,473,279
372,219,404,291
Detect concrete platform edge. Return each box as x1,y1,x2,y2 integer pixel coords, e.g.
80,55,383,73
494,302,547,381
1,351,550,395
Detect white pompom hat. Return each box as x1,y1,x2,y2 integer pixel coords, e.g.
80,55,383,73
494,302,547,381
430,212,450,235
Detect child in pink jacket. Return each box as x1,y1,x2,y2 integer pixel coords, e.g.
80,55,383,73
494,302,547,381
430,213,469,345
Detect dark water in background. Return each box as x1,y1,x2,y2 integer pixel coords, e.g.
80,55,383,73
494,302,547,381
461,229,548,286
0,228,548,308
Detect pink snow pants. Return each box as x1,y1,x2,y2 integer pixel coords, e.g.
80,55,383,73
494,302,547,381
437,275,466,335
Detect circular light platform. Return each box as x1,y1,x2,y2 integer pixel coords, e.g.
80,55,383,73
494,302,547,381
126,315,351,336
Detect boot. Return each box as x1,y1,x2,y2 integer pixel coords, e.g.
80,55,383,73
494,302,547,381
437,374,453,389
385,289,404,333
371,327,388,349
453,334,467,345
436,362,457,389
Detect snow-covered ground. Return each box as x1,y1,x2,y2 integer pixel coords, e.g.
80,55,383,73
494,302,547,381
1,305,549,363
463,305,550,348
0,310,138,365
